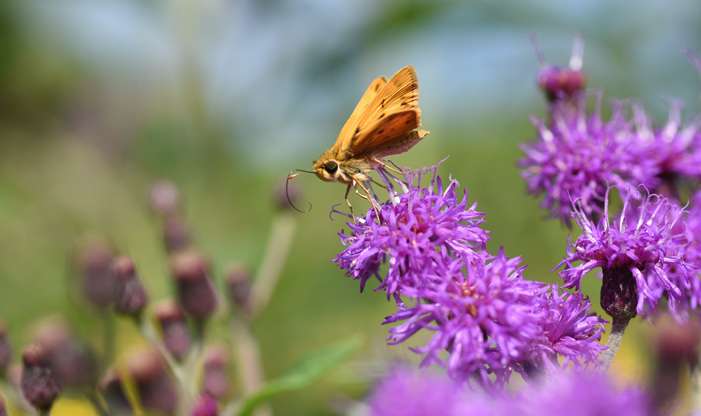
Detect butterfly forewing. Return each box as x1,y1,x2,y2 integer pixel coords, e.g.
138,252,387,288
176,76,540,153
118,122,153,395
354,66,419,133
335,76,388,158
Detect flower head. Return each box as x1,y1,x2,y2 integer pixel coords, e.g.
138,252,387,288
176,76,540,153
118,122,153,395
368,367,653,416
558,187,693,321
384,250,547,385
368,367,495,416
334,165,489,296
519,89,640,226
531,284,607,368
626,101,701,195
512,370,653,416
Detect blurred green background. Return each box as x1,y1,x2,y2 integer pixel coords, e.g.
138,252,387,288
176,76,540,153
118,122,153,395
2,0,701,414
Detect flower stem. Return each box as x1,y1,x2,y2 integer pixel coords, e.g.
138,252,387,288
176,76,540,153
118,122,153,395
134,314,185,386
85,390,110,416
249,213,296,320
598,318,630,372
227,317,271,416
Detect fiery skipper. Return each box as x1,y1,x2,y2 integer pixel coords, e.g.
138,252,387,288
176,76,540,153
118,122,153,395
288,65,429,215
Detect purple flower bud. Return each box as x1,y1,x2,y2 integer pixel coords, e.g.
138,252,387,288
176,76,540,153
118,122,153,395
274,179,301,211
21,343,61,411
533,35,587,102
0,321,12,375
224,263,252,314
112,256,149,316
76,241,117,309
127,348,178,415
150,180,181,215
154,300,192,361
171,251,218,322
163,214,192,253
191,394,218,416
34,321,97,388
537,67,587,102
649,318,701,411
201,345,230,399
99,369,133,415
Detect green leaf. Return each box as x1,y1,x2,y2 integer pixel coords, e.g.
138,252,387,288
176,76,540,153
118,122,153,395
234,336,362,416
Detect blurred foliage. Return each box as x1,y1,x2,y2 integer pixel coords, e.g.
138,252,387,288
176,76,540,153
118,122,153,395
1,0,701,414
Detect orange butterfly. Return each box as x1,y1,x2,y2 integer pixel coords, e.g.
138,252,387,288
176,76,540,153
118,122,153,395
289,66,428,216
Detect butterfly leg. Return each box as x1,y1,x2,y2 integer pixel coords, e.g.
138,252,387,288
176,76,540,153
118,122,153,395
372,156,406,176
344,184,356,220
354,180,382,220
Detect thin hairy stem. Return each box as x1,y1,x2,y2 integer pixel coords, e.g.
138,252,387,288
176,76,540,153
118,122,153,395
598,318,630,372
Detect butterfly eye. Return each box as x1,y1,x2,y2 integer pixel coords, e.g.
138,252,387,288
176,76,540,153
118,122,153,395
324,161,338,173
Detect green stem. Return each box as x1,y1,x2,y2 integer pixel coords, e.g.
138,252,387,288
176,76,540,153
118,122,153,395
598,318,630,372
249,213,297,321
103,312,116,367
134,314,185,386
85,390,110,416
226,317,271,416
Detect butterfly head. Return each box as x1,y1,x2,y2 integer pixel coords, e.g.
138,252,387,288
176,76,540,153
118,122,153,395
313,158,346,183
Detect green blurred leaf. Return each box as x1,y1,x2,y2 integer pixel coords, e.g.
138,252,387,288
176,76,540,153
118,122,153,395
234,336,362,416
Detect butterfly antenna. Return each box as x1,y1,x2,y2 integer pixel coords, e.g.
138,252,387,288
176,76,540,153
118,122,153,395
286,169,314,213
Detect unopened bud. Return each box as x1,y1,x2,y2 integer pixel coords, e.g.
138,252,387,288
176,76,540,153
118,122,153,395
225,263,252,314
171,251,218,322
154,300,191,361
150,180,181,215
192,394,218,416
34,321,97,388
77,241,117,308
202,345,230,399
275,179,302,212
21,343,61,411
0,321,11,374
99,369,133,415
112,256,149,316
127,348,178,415
649,318,701,410
537,66,587,101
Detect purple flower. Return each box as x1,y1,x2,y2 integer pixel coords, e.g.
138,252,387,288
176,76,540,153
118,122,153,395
334,165,490,296
368,367,653,416
626,101,701,195
520,37,666,226
530,284,607,368
663,190,701,320
512,371,653,416
368,367,496,416
557,187,694,321
384,250,547,385
519,89,638,226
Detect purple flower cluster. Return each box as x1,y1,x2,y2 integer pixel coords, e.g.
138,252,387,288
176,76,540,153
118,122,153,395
334,165,607,384
368,367,653,416
519,38,701,226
